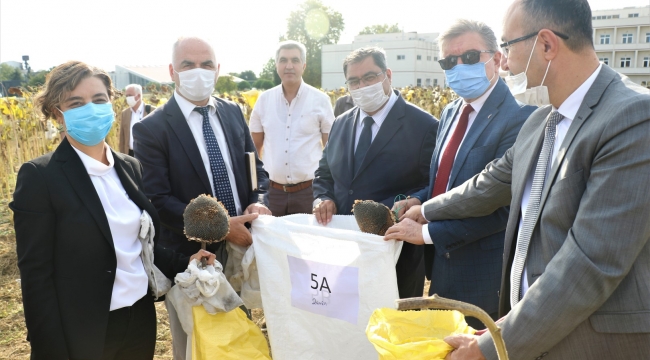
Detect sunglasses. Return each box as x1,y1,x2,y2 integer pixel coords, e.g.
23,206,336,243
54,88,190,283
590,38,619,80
438,50,495,70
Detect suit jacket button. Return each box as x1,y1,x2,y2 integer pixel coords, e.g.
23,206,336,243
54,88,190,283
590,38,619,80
348,190,353,195
445,252,450,259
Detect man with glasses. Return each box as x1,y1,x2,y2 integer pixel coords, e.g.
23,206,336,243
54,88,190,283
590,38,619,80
312,47,438,299
399,0,650,359
250,41,334,216
386,19,535,330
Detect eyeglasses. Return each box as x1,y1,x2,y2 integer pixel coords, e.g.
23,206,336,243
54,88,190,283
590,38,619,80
345,72,384,89
437,50,495,70
500,30,569,56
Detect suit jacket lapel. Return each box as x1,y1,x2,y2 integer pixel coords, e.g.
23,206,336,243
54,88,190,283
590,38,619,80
427,100,461,197
214,98,242,187
346,108,360,179
538,66,614,212
165,96,213,195
354,91,405,179
448,82,507,186
57,139,114,248
112,151,154,214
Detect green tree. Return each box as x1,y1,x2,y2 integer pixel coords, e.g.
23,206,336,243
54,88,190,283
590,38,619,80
0,63,24,82
237,70,257,82
215,76,237,93
27,70,50,87
280,0,344,88
237,80,251,91
358,23,401,35
253,79,275,90
258,58,281,85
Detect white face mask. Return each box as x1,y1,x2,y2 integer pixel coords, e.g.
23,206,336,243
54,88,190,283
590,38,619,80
349,76,389,113
126,96,138,107
174,67,217,101
504,36,551,107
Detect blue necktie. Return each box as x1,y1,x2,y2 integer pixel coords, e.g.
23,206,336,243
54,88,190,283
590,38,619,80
194,106,237,217
354,116,374,174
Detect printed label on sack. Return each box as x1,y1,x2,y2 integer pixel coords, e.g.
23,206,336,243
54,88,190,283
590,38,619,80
287,255,359,324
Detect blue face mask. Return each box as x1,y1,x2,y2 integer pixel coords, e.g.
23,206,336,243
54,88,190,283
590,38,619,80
444,56,495,99
60,102,115,146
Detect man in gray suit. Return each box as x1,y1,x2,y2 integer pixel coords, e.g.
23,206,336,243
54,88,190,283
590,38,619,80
396,0,650,359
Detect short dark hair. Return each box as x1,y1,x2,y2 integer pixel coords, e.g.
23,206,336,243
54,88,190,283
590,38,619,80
519,0,593,51
343,47,387,77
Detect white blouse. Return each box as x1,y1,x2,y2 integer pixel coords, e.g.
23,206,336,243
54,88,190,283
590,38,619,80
71,144,148,310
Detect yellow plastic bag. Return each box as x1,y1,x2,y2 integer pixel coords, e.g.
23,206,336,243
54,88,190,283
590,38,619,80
191,306,271,360
366,308,475,360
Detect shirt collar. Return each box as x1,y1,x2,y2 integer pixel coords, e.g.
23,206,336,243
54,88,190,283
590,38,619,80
280,80,305,102
359,89,398,128
554,64,602,120
463,80,498,114
174,91,216,121
70,143,115,176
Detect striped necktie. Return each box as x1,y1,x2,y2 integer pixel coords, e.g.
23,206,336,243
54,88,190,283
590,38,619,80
510,110,564,307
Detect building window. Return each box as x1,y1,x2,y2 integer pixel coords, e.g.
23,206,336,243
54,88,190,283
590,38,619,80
397,55,405,60
620,57,631,67
434,57,438,61
628,13,639,18
434,79,438,86
425,78,431,86
427,56,432,61
599,57,609,65
416,78,422,86
613,15,619,18
642,81,648,87
622,34,633,44
600,34,610,44
646,33,650,43
417,55,422,60
644,57,650,67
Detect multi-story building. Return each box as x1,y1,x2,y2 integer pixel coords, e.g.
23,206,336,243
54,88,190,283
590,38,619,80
321,32,444,90
592,5,650,87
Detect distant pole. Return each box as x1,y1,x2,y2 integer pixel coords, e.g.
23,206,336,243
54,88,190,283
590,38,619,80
22,55,31,84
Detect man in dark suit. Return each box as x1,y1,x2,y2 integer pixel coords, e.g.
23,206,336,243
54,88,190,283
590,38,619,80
386,20,535,329
312,47,438,298
133,37,270,257
133,36,270,360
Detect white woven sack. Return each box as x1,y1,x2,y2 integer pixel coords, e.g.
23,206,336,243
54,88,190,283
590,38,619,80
251,214,402,360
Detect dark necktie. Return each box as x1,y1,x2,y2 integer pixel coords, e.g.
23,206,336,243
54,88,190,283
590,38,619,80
354,116,374,174
194,106,237,217
510,110,563,307
431,104,474,198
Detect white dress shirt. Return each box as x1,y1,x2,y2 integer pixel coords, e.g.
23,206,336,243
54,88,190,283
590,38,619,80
71,144,148,311
516,64,602,297
174,92,243,215
354,90,399,149
422,81,498,244
129,102,145,150
249,81,334,184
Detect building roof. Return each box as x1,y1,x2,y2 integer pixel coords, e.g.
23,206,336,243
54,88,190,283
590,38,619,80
116,65,173,84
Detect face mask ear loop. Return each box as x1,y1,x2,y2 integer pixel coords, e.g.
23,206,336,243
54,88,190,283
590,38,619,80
524,36,539,75
540,60,551,86
485,55,497,83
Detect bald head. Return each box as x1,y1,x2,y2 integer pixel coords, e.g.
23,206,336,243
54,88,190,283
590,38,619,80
171,37,217,70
